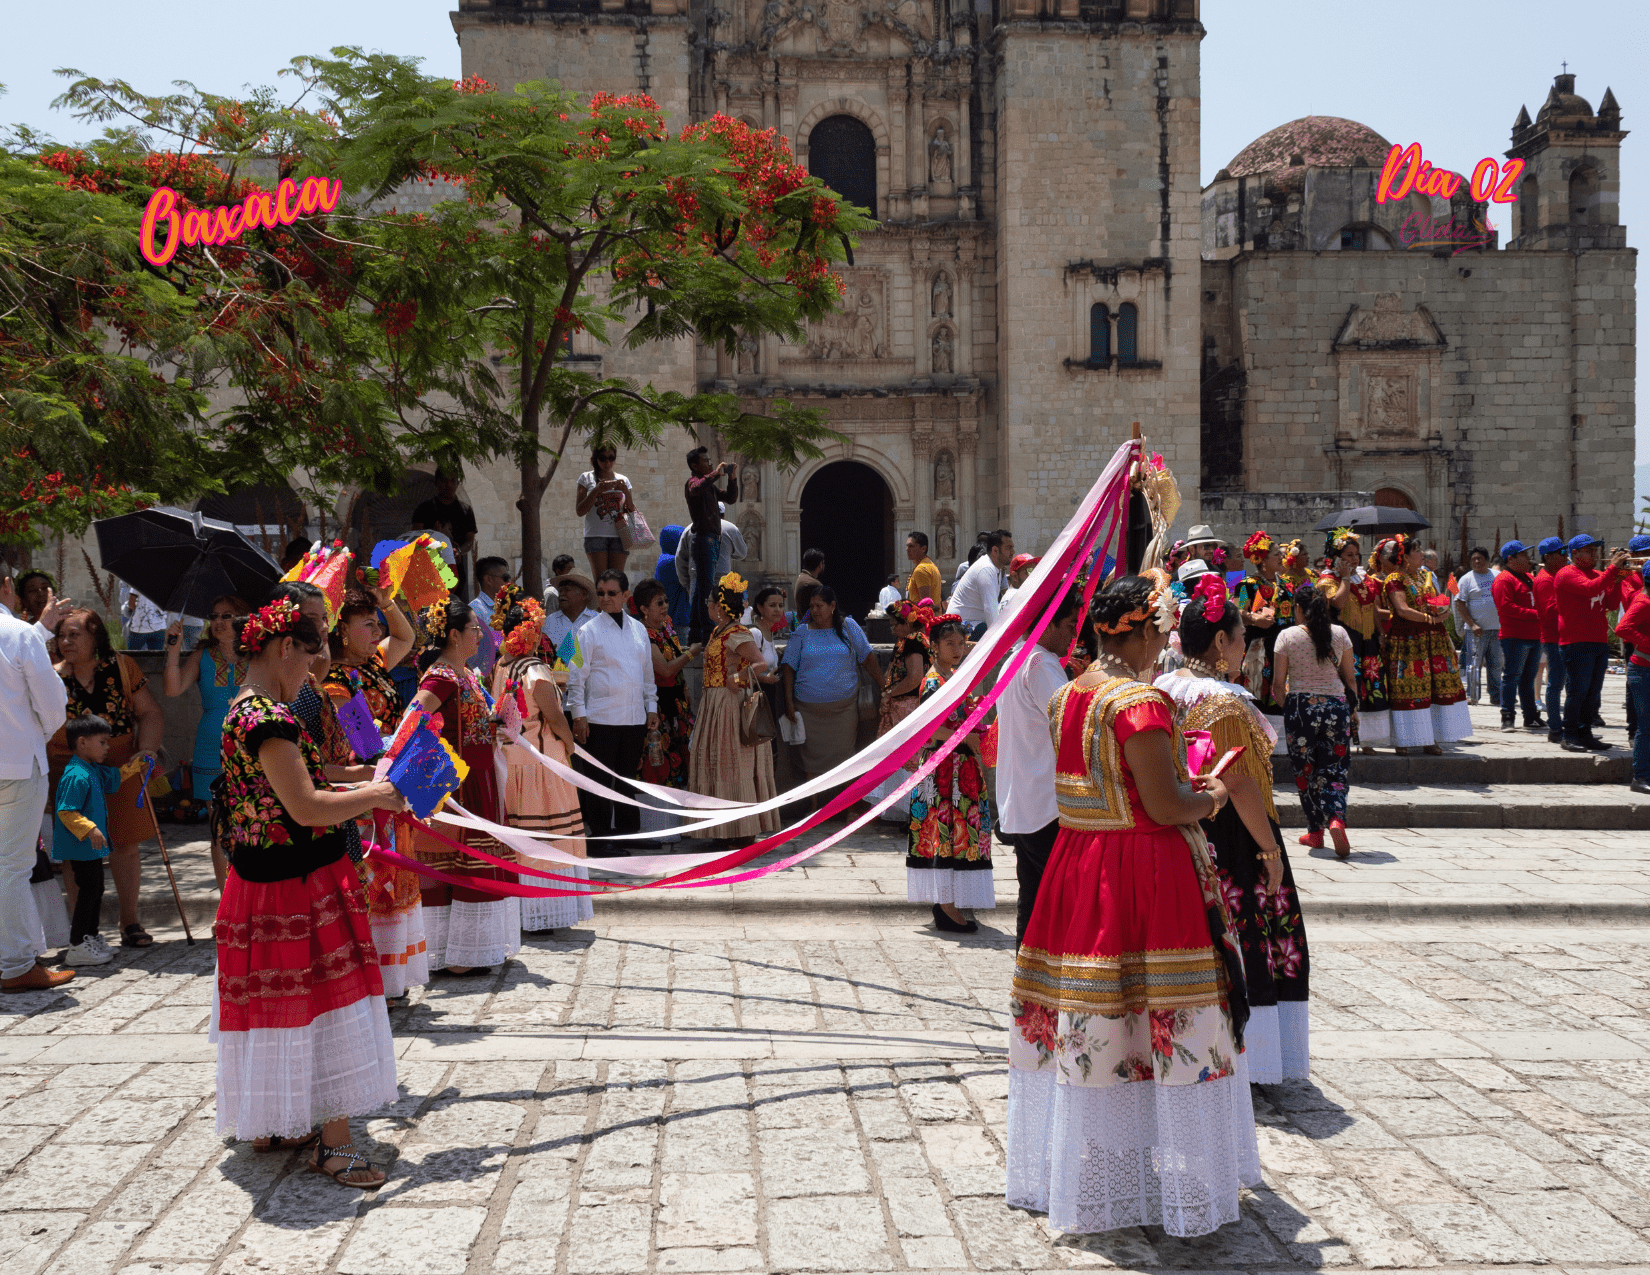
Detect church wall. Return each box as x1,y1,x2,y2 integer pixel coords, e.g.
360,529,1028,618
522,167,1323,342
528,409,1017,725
991,21,1203,552
1206,246,1636,547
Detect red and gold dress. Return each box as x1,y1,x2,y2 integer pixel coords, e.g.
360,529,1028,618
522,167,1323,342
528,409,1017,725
687,623,780,841
323,655,428,998
1007,676,1258,1237
1381,570,1471,748
408,661,520,970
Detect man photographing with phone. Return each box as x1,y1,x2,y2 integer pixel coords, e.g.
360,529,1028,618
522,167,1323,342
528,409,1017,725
683,447,739,644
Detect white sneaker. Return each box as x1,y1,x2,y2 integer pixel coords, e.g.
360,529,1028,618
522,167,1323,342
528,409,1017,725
66,940,113,967
86,935,112,956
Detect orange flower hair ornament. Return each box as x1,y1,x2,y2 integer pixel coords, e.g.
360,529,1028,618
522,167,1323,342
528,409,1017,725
501,599,547,660
1281,539,1308,572
240,598,303,656
1243,530,1274,564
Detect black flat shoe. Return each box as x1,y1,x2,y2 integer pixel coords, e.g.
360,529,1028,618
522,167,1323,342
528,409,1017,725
1630,780,1650,796
1562,740,1591,753
437,966,493,978
931,904,978,934
587,846,631,858
522,928,560,937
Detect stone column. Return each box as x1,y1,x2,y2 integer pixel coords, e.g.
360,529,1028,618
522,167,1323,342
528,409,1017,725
959,426,978,543
912,409,935,547
954,258,973,378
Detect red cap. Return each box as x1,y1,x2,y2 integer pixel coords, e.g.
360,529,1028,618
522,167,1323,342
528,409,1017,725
1009,553,1040,572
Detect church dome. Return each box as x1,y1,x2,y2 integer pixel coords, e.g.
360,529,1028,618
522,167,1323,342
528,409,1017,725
1537,74,1594,125
1223,116,1392,179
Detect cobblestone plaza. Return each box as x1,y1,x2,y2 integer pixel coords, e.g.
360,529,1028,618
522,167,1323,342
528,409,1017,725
4,702,1650,1273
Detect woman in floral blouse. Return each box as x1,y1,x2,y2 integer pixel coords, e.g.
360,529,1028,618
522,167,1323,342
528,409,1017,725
50,608,165,948
634,578,699,791
906,615,994,933
404,599,517,977
213,596,404,1189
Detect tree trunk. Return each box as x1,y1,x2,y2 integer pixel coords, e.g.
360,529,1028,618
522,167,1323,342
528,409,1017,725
520,445,543,597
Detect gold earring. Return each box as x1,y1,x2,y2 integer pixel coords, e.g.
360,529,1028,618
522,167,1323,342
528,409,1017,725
1215,656,1229,674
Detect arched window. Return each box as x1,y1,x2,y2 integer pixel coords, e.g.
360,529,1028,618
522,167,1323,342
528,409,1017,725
1089,303,1110,364
1116,303,1138,364
808,115,877,218
1569,165,1598,225
1519,172,1540,238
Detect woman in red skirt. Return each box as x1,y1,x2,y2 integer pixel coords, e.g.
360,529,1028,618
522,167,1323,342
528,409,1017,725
213,597,406,1188
405,599,518,976
1008,572,1260,1237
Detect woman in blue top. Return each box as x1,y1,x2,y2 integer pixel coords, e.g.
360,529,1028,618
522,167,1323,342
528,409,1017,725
781,586,884,786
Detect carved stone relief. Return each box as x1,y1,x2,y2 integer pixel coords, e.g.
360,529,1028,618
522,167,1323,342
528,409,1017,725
739,508,766,562
1338,292,1445,347
1363,369,1417,438
934,450,955,500
802,270,886,359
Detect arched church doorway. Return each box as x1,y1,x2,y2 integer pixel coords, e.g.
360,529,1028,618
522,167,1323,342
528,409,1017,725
799,461,894,621
1372,486,1415,510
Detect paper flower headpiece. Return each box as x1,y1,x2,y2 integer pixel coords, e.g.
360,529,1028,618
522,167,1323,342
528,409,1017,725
1243,530,1274,563
1190,572,1228,622
714,569,748,612
1322,526,1359,560
501,598,547,660
1281,539,1308,571
490,584,527,632
240,597,303,657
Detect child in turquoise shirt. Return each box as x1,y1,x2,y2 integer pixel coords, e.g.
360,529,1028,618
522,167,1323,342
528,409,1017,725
54,715,147,967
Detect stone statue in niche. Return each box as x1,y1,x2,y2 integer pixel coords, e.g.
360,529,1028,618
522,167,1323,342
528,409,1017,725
736,334,760,376
741,461,761,503
931,272,952,318
931,327,954,375
929,126,953,184
739,512,764,562
934,451,955,500
853,291,880,358
936,517,956,564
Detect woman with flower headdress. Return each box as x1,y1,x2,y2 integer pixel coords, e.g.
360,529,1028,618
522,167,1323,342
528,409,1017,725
1233,530,1292,745
321,585,425,997
1157,571,1309,1082
490,587,593,935
1009,571,1258,1236
1315,528,1391,750
907,613,995,933
688,571,780,844
633,577,700,793
1372,535,1470,754
404,599,519,976
213,596,406,1189
865,599,932,821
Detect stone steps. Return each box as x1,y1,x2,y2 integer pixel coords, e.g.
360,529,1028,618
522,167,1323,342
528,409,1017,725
1271,744,1632,786
1272,781,1650,829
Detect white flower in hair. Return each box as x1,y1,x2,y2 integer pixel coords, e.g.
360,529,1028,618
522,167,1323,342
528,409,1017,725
1152,586,1176,634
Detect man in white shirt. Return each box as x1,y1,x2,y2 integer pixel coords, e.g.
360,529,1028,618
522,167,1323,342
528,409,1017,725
1454,546,1502,707
566,569,659,851
951,529,1016,637
876,575,903,612
995,587,1080,947
674,504,748,600
543,571,599,657
0,578,72,991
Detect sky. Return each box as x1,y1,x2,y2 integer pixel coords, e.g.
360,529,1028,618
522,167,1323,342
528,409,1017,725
4,0,1644,480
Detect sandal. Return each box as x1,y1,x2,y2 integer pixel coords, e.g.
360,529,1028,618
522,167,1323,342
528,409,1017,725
309,1139,386,1190
121,923,155,949
254,1130,320,1154
1422,744,1444,755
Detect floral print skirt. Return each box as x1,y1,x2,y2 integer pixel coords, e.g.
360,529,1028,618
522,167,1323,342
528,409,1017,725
1204,802,1310,1083
906,748,994,908
1283,692,1351,832
1006,824,1260,1236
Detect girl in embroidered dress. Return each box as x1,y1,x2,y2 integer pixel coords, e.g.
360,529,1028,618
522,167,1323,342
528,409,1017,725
1009,572,1258,1238
907,615,994,933
489,589,594,935
405,600,520,976
1233,530,1292,751
1373,536,1471,754
688,572,781,844
1157,574,1310,1084
635,578,699,791
212,597,405,1188
323,587,427,998
867,600,932,821
1315,529,1392,751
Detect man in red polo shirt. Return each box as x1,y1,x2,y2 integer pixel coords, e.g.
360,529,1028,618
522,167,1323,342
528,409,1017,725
1616,561,1650,794
1491,540,1544,733
1555,533,1631,752
1620,534,1650,742
1531,537,1569,744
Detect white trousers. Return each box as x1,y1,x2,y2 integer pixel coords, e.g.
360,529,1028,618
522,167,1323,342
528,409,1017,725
0,764,48,979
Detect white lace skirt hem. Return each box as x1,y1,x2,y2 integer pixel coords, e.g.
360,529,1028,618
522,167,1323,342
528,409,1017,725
521,859,595,931
1431,699,1473,743
906,866,996,909
1240,1002,1310,1084
1391,707,1435,748
423,897,522,970
210,990,398,1140
370,908,429,1000
1355,709,1392,747
1006,1052,1261,1238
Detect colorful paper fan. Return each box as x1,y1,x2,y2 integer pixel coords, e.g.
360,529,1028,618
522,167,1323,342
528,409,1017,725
282,540,353,627
384,727,469,820
399,535,457,609
336,691,384,762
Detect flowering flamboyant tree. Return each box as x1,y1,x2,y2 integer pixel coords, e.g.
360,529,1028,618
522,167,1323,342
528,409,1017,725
307,52,869,592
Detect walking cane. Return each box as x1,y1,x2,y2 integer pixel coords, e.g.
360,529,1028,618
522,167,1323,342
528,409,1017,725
136,755,195,946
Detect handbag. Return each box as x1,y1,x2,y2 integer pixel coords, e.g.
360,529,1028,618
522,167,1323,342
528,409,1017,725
618,509,656,550
740,686,778,745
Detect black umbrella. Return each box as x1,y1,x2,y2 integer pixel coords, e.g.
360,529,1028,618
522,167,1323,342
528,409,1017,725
1312,505,1433,535
94,507,283,618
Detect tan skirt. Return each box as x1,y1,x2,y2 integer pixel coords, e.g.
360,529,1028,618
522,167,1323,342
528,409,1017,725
688,687,780,840
797,692,859,779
